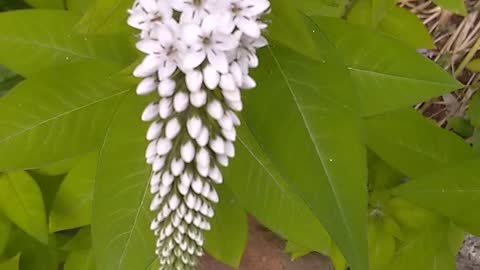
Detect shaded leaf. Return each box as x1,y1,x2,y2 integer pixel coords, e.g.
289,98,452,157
93,92,154,270
49,152,97,232
246,19,368,270
0,61,131,171
0,254,20,270
0,214,11,255
393,158,480,235
225,124,332,254
204,186,247,268
432,0,466,15
467,92,480,127
0,65,23,97
365,109,475,177
447,116,474,137
0,171,48,244
311,16,460,116
64,249,95,270
29,172,64,214
30,155,83,176
24,0,63,8
0,10,135,76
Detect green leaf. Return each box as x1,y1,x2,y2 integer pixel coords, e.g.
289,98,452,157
64,249,95,270
225,124,332,254
393,158,480,235
431,0,466,15
0,214,11,255
18,235,61,270
0,10,135,76
204,186,247,268
74,0,133,34
0,171,48,244
49,152,97,232
63,227,92,251
266,2,318,59
30,172,64,215
0,254,20,270
0,61,131,171
297,0,347,17
25,0,64,8
467,92,480,127
348,0,434,49
467,59,480,73
311,16,460,116
368,220,396,270
30,155,83,176
0,65,22,97
447,116,474,137
246,20,368,270
365,109,476,177
284,241,313,260
66,0,93,13
93,92,154,270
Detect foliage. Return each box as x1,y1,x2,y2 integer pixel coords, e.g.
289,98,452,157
0,0,477,270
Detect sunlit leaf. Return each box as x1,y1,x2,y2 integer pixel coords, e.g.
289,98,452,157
204,186,247,268
0,10,135,76
246,19,368,270
49,152,97,232
0,61,131,171
64,249,95,270
93,92,155,270
311,16,460,116
0,254,20,270
0,171,48,244
75,0,133,34
431,0,466,15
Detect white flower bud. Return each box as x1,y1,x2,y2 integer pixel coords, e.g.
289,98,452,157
137,77,157,95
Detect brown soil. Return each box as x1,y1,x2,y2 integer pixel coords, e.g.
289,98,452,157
200,219,332,270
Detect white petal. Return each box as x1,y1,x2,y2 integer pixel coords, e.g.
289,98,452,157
208,188,219,203
191,177,203,194
173,91,189,112
180,141,195,163
207,50,229,73
217,154,229,167
127,12,148,30
187,116,202,139
225,141,235,157
222,128,237,141
220,73,237,91
186,70,203,92
196,127,209,147
134,55,160,77
203,64,220,90
196,147,210,168
242,74,257,89
218,115,233,130
227,110,241,126
145,140,157,159
222,89,241,101
136,76,157,95
252,36,268,48
141,102,158,122
183,51,206,70
207,100,224,120
210,136,224,154
190,90,207,107
162,171,175,186
243,0,270,16
181,23,202,45
227,99,243,111
158,59,177,80
150,172,161,187
158,98,173,119
201,14,218,33
153,156,166,172
146,121,163,140
171,158,185,176
235,17,261,38
156,138,172,156
158,79,176,97
169,194,181,210
165,117,181,139
230,62,243,86
136,39,158,54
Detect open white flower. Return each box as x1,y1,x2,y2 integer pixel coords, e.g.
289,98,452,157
128,0,174,36
222,0,270,38
181,15,238,73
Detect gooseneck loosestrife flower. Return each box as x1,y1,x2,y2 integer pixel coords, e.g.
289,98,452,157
128,0,270,269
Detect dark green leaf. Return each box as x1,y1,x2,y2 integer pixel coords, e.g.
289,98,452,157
93,92,154,270
62,227,92,251
297,0,346,17
24,0,63,8
431,0,466,15
29,172,64,215
311,16,460,116
0,10,135,76
467,92,480,127
447,116,474,137
393,158,480,235
0,171,48,244
0,214,11,255
467,59,480,73
226,124,332,254
49,152,97,232
204,186,247,268
246,19,368,270
0,61,131,171
0,65,22,97
366,109,476,177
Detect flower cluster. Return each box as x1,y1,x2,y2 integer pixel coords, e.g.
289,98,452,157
128,0,270,269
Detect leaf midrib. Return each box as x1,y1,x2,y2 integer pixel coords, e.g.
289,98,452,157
0,89,129,144
266,45,356,254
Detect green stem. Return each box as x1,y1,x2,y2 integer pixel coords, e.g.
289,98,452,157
455,36,480,77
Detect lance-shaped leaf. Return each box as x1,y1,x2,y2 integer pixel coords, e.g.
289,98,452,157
311,16,461,116
0,213,11,255
204,186,247,268
0,171,48,244
0,254,20,270
93,92,155,270
365,108,476,177
0,61,131,171
245,20,368,270
225,124,332,254
0,10,135,76
432,0,466,15
25,0,64,8
49,152,97,232
393,158,480,235
75,0,133,34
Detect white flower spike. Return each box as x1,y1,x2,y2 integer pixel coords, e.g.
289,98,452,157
128,0,269,268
